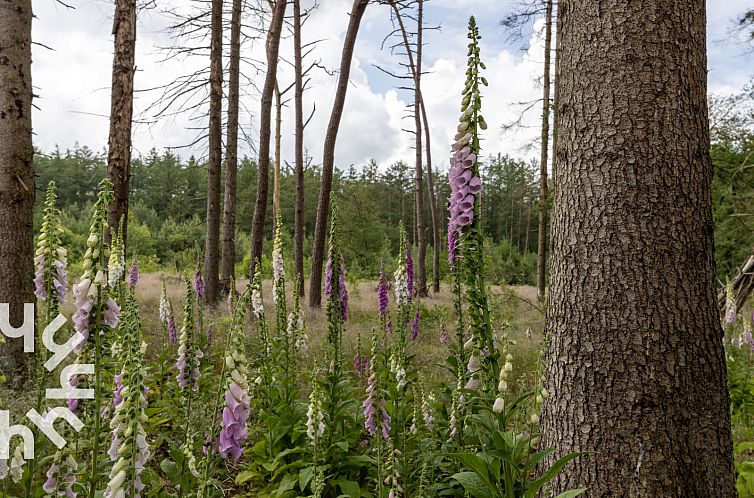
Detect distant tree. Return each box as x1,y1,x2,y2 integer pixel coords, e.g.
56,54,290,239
308,0,370,308
0,0,34,385
107,0,137,252
204,0,224,303
249,0,288,277
541,0,736,494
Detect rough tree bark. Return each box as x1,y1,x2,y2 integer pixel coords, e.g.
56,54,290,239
249,0,287,277
107,0,137,251
541,1,736,496
0,0,34,385
204,0,223,304
293,0,305,295
308,0,369,308
220,0,242,294
536,0,552,301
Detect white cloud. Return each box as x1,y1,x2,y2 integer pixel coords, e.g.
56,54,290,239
30,0,751,173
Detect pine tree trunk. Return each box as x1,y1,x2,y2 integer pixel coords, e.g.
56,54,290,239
308,0,369,308
420,97,440,293
541,1,736,495
0,0,34,385
293,0,305,296
204,0,223,304
536,0,552,302
220,0,241,294
273,81,282,232
249,0,287,278
551,0,560,192
107,0,136,251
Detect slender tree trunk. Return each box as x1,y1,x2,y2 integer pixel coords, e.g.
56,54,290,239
551,0,560,191
536,0,552,301
389,0,427,296
420,101,440,293
0,0,34,385
272,81,282,233
524,196,531,253
107,0,136,251
308,0,369,308
220,0,241,294
249,0,287,277
204,0,224,304
293,0,306,295
541,1,736,495
417,0,441,295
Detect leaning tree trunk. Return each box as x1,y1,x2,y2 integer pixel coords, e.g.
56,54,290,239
536,0,552,302
293,0,305,295
541,1,736,496
308,0,369,308
0,0,34,386
204,0,223,304
107,0,136,252
220,0,242,294
249,0,287,277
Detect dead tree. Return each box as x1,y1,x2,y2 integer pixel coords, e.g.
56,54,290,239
204,0,224,304
719,252,754,315
249,0,288,276
308,0,370,308
536,0,552,301
107,0,137,252
220,0,243,293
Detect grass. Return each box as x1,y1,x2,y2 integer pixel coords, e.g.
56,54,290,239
0,273,546,418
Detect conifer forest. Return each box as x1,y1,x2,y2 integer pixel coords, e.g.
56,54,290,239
1,0,754,497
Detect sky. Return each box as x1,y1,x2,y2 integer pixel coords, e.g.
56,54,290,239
31,0,754,173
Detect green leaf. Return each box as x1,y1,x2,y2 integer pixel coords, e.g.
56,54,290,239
523,452,586,498
299,466,314,491
159,459,177,479
452,471,500,498
447,453,492,485
554,488,588,498
333,477,361,497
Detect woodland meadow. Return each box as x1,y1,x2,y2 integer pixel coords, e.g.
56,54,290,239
1,0,754,497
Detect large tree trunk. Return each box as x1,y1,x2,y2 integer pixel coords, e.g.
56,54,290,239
249,0,287,277
107,0,136,251
204,0,223,304
220,0,241,294
541,1,736,496
308,0,369,308
0,0,34,385
536,0,552,302
293,0,305,295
